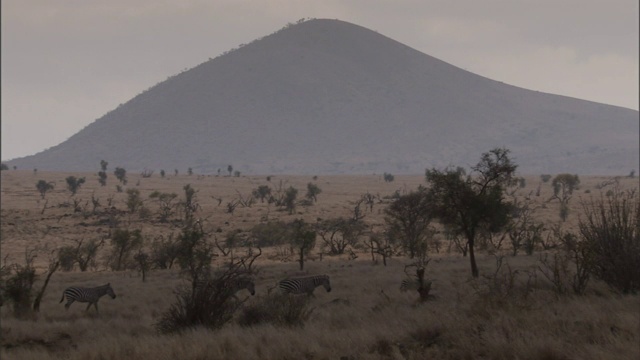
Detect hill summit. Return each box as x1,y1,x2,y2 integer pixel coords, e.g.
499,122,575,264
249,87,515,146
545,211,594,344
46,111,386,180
5,19,639,175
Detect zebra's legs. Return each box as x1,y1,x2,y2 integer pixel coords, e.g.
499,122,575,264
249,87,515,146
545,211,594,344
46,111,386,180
65,300,73,310
86,302,100,312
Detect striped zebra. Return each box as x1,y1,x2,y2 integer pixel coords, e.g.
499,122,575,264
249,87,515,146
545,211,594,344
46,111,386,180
226,277,256,298
60,283,116,312
278,275,331,296
400,278,432,293
400,278,420,292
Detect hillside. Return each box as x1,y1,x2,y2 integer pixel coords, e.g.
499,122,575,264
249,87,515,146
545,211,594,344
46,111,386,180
5,19,638,175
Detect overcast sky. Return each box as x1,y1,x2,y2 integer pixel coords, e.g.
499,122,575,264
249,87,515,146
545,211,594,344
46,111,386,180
2,0,638,161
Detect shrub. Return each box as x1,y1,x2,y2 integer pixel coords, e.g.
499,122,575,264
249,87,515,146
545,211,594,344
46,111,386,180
579,189,639,293
126,188,144,213
4,259,37,318
156,267,249,334
58,245,77,271
252,185,272,203
238,292,312,327
249,221,289,247
150,234,180,269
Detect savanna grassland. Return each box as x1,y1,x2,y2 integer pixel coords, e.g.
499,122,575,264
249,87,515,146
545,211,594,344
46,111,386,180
1,169,638,360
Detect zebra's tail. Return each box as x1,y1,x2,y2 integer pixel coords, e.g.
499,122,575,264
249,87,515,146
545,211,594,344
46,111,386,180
59,291,65,303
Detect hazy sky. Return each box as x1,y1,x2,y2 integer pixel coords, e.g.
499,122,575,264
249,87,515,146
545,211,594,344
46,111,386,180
2,1,638,161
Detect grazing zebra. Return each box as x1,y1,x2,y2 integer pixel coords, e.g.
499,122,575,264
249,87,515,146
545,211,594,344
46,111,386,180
400,278,433,293
400,278,420,292
278,275,331,295
226,277,256,298
60,283,116,312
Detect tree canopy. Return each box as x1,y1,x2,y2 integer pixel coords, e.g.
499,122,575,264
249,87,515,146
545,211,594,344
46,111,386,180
425,148,517,277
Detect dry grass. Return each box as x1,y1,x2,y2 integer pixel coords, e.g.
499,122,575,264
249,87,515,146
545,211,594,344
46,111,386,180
1,170,638,359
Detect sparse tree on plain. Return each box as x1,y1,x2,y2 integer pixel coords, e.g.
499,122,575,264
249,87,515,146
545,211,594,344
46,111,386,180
283,186,298,214
426,148,517,278
98,171,108,186
252,185,272,203
126,188,144,214
36,180,54,199
316,217,366,255
306,183,322,203
288,219,316,270
551,173,580,221
108,229,143,271
65,176,86,196
149,191,178,222
384,188,434,258
114,167,127,185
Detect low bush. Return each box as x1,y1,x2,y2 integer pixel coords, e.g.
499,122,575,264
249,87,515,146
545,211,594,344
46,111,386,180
238,292,312,327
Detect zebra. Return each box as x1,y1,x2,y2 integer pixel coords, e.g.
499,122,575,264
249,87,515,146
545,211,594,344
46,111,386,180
226,277,256,299
400,278,432,293
278,275,331,296
60,283,116,312
400,278,420,292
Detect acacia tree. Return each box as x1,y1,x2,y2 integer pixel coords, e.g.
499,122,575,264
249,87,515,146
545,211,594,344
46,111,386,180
108,229,143,271
252,185,272,203
316,217,366,255
65,176,86,196
425,148,517,278
98,160,108,186
384,188,434,258
149,191,178,222
306,183,322,203
288,219,316,270
114,167,127,185
551,173,580,221
36,180,55,199
283,186,298,214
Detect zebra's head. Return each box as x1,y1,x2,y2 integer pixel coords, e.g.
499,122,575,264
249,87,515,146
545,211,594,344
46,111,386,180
106,283,116,299
246,280,256,296
320,275,331,292
238,277,256,295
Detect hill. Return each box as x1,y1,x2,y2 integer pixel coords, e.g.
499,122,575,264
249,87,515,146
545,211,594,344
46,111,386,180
5,19,638,175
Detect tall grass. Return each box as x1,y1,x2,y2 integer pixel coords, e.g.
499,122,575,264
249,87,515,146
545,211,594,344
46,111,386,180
1,255,638,360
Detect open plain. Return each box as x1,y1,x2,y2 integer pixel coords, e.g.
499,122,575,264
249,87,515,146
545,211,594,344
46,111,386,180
1,170,638,359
